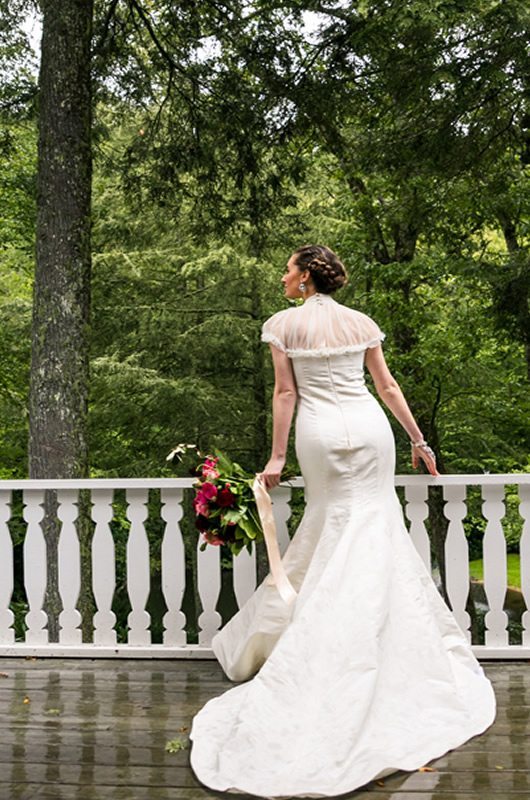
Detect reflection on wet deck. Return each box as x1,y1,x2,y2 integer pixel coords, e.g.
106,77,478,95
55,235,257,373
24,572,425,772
0,659,528,799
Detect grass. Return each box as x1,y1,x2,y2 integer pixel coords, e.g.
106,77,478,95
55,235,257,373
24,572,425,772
469,553,521,589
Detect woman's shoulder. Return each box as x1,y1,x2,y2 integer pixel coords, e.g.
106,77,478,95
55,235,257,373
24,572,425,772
338,303,376,321
263,306,295,324
261,296,385,355
331,298,382,327
260,306,296,352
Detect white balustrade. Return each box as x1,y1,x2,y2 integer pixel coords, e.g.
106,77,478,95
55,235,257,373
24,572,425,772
160,488,186,645
443,485,471,640
0,475,527,658
519,485,530,646
0,491,14,643
233,544,257,609
404,484,431,571
57,489,82,644
125,489,151,645
91,489,117,645
197,535,222,644
482,484,509,646
23,490,48,644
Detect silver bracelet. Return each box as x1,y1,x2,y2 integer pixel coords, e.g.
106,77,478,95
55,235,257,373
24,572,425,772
411,439,435,458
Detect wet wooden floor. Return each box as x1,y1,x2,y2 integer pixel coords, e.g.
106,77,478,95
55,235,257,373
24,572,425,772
0,657,528,800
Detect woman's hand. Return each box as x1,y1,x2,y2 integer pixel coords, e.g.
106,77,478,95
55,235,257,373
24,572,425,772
411,443,440,477
259,456,285,490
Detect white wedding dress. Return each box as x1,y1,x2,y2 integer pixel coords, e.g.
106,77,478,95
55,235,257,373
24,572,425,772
189,292,496,798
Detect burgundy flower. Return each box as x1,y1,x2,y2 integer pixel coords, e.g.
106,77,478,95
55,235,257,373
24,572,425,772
195,514,214,532
217,487,236,507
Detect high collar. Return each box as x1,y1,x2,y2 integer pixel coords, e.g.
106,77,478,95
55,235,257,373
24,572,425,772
302,292,334,304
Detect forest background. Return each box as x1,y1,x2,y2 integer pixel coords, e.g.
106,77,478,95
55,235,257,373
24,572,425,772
0,0,528,639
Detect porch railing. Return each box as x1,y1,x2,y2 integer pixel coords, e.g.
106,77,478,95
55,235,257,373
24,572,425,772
0,474,529,659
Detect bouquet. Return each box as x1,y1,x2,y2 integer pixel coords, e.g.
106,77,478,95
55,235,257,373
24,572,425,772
166,444,263,555
166,445,298,603
192,451,264,556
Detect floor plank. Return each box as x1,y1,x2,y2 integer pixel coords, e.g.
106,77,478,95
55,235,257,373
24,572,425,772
0,658,526,799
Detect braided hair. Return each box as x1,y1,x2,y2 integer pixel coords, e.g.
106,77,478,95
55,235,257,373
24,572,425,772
292,244,347,294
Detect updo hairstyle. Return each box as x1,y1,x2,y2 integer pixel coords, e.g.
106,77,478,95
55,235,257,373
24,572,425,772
292,244,347,294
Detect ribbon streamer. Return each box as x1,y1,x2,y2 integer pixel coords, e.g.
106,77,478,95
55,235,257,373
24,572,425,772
252,475,297,606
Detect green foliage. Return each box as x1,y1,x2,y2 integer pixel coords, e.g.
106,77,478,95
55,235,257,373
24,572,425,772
0,120,35,477
0,0,37,116
165,737,189,753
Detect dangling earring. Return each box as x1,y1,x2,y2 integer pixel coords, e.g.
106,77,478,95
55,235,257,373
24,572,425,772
298,282,306,292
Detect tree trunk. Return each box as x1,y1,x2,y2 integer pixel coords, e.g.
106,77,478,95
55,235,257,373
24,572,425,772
30,0,93,641
498,213,530,380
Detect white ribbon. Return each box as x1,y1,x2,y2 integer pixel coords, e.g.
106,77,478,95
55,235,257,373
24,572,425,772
252,475,297,606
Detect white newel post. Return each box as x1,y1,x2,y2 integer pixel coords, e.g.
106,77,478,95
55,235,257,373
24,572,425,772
482,484,509,646
23,490,48,644
443,485,471,640
160,488,186,645
519,484,530,647
57,490,82,644
197,537,222,645
126,489,151,645
404,484,431,571
0,491,14,643
91,489,117,645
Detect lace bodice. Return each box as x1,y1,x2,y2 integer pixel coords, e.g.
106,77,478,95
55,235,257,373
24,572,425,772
260,293,384,358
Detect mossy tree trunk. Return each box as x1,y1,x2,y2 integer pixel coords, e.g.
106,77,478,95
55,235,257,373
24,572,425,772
29,0,93,641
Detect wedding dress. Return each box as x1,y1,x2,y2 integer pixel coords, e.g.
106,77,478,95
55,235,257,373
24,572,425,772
189,292,496,798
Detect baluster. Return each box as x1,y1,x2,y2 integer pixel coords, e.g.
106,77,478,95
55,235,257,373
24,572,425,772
443,485,471,640
160,488,186,645
197,537,222,645
0,490,14,643
57,490,82,644
91,489,117,645
482,484,509,646
22,490,47,644
519,485,530,646
233,545,257,609
272,485,292,555
404,484,431,571
126,489,151,645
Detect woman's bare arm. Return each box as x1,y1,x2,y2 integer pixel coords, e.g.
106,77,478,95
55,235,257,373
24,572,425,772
260,345,298,489
364,345,439,476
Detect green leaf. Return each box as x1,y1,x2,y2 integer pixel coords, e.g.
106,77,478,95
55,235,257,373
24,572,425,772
238,516,260,540
165,737,189,753
222,507,247,524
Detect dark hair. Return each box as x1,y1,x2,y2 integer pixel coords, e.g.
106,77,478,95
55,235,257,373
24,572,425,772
292,244,347,294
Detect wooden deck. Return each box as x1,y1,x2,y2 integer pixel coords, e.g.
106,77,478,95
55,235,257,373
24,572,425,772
0,658,528,800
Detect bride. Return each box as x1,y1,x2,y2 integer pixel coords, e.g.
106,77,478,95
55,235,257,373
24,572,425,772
189,244,496,798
